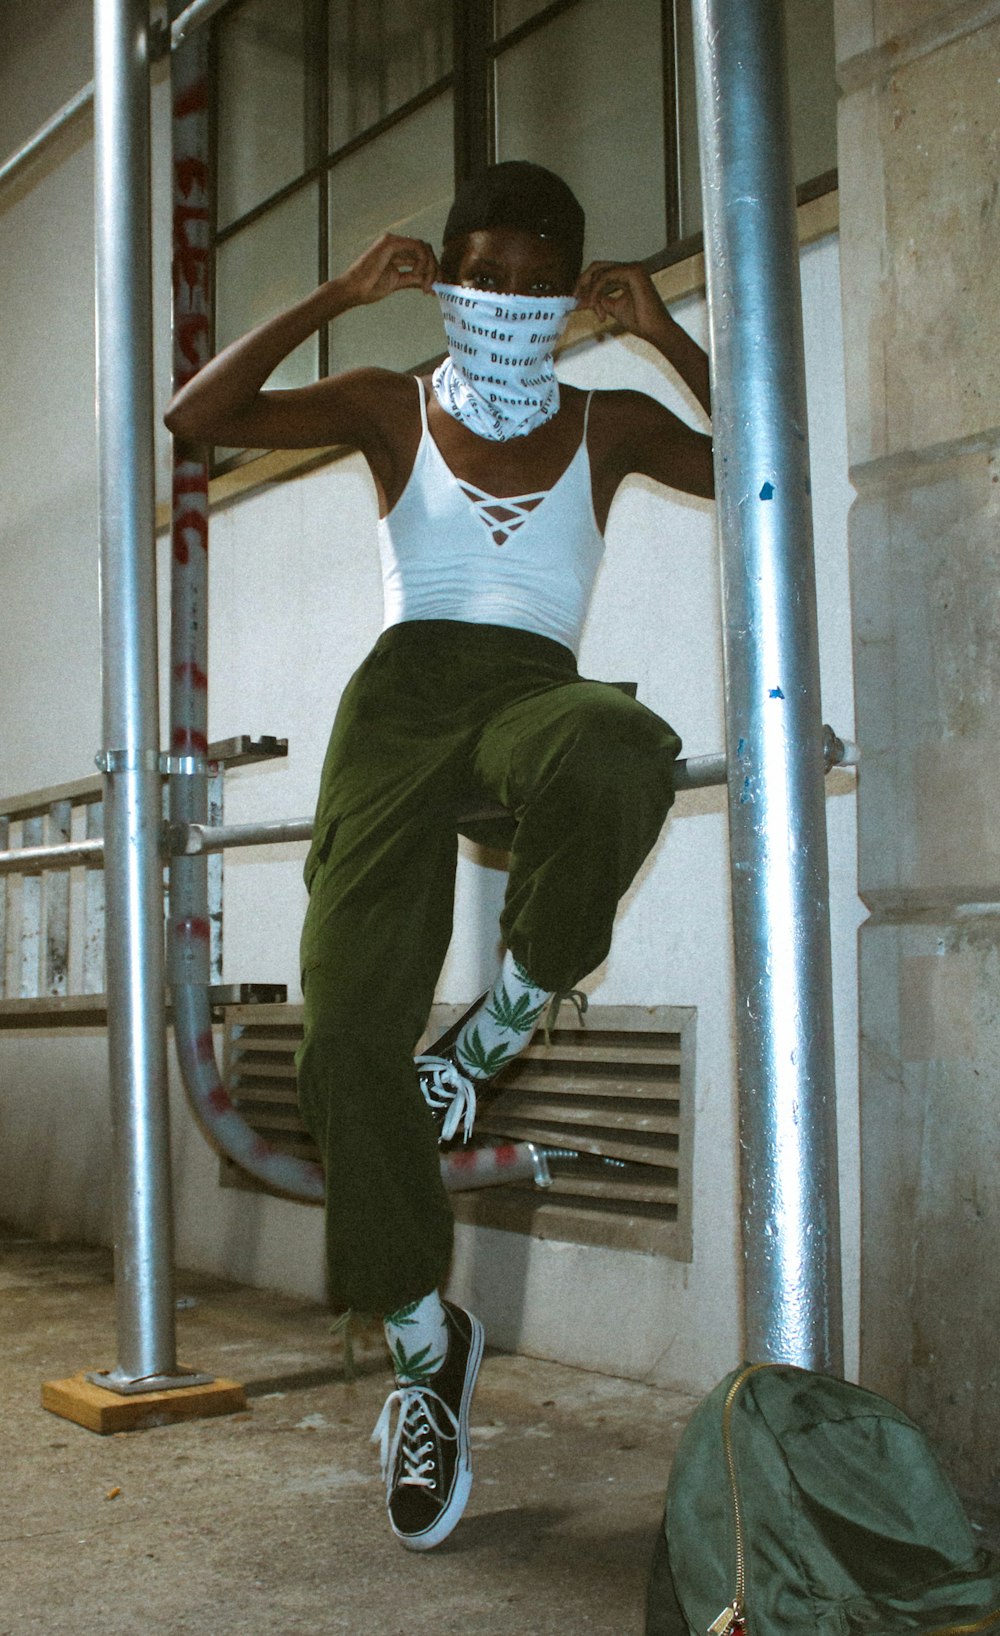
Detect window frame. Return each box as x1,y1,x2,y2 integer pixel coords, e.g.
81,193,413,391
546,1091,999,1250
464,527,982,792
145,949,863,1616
204,0,837,475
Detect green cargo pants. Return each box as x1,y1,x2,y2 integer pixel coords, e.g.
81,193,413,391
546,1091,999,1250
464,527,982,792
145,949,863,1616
296,620,680,1314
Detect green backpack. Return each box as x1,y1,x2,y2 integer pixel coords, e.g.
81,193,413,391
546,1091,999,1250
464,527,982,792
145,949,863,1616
647,1363,1000,1636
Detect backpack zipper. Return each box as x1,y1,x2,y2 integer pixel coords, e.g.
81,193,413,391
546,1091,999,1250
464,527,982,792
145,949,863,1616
926,1613,1000,1635
706,1362,1000,1636
707,1362,773,1635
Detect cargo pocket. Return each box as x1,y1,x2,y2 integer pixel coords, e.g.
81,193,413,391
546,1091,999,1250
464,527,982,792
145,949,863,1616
300,815,341,983
303,814,339,896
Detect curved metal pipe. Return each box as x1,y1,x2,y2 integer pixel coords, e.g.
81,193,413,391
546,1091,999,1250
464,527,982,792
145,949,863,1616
163,36,554,1205
173,978,547,1198
166,23,326,1201
172,980,325,1197
162,22,319,1198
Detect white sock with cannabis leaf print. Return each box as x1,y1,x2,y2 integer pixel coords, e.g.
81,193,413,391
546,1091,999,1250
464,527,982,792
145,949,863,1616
383,1290,449,1384
456,949,552,1080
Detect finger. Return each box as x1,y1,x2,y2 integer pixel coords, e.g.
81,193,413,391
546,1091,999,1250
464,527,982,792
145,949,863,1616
416,241,441,292
386,242,436,291
396,241,439,291
583,268,632,311
574,261,614,300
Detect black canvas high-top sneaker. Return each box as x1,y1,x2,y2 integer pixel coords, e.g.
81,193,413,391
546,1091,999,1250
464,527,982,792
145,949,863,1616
371,1300,485,1551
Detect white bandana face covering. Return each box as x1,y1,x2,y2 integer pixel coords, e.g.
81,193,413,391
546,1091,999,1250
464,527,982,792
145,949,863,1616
432,282,577,441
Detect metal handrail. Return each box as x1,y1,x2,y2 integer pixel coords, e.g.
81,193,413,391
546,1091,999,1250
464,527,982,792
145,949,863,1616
0,81,95,193
0,0,228,198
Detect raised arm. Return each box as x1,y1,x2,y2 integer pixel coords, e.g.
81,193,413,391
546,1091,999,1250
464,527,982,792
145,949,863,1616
575,260,714,500
575,260,711,415
163,234,440,451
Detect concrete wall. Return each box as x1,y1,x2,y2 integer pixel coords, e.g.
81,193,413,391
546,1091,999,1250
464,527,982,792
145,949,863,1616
0,3,861,1396
837,0,1000,1499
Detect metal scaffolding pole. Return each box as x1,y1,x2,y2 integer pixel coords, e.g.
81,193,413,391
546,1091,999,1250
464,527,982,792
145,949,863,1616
93,0,195,1392
0,1,224,200
0,81,94,192
691,0,843,1371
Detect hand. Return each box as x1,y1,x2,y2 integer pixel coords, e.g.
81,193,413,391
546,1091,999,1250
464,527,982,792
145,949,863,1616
330,232,440,310
576,259,711,416
574,260,672,346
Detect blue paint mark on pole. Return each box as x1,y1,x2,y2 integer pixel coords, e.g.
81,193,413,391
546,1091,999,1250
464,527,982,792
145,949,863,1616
769,686,785,699
759,481,775,500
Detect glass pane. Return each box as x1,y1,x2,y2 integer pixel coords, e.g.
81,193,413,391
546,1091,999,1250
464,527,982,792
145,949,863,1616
494,0,666,264
495,0,554,35
328,0,452,151
327,91,454,373
674,0,837,239
215,184,320,391
216,0,310,229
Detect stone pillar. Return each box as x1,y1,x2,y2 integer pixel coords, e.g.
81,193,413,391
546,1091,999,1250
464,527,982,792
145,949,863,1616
837,0,1000,1502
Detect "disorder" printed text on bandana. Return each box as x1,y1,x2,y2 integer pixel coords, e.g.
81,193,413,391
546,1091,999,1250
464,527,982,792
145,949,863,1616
432,283,577,441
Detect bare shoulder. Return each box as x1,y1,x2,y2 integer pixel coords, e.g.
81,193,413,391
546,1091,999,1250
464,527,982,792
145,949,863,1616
187,364,421,453
297,365,425,465
319,365,419,432
585,386,673,437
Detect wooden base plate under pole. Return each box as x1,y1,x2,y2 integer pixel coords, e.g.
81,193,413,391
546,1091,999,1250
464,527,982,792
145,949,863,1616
41,1370,247,1434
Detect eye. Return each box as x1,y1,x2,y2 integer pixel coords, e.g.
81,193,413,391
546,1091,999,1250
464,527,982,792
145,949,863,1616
463,268,500,290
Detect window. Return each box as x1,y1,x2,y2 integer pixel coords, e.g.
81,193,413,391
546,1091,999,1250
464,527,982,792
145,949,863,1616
209,0,837,460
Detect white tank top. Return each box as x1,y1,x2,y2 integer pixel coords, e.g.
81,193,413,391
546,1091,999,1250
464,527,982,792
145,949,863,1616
377,379,605,656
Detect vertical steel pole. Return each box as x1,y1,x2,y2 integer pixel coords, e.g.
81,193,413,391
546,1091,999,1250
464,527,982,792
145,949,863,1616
93,0,179,1387
690,0,843,1370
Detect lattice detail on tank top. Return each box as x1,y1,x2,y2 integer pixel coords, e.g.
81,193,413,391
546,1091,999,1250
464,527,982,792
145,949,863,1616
458,482,548,547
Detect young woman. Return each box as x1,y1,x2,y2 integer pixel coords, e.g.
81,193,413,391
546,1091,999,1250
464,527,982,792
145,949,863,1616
165,162,713,1552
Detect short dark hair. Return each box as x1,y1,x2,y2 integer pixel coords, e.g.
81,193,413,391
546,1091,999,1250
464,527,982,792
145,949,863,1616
441,161,585,281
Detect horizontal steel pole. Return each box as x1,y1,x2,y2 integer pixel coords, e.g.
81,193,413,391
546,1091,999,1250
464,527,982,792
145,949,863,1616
170,768,731,847
168,817,313,855
673,752,728,792
167,733,855,852
0,838,104,874
0,730,855,871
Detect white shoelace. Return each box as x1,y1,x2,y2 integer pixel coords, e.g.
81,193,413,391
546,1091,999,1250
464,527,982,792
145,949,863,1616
415,1054,478,1142
371,1382,461,1490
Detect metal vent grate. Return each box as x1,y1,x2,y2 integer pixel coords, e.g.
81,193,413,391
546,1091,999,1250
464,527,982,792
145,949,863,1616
222,1010,318,1177
449,1004,694,1259
219,1003,694,1260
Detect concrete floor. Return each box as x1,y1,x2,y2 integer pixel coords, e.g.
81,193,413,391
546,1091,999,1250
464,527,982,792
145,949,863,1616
1,1224,698,1635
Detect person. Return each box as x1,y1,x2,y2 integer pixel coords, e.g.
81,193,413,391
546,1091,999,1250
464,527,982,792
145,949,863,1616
164,161,713,1553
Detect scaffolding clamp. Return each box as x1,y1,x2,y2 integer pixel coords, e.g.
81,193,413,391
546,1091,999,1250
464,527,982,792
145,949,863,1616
95,749,208,776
